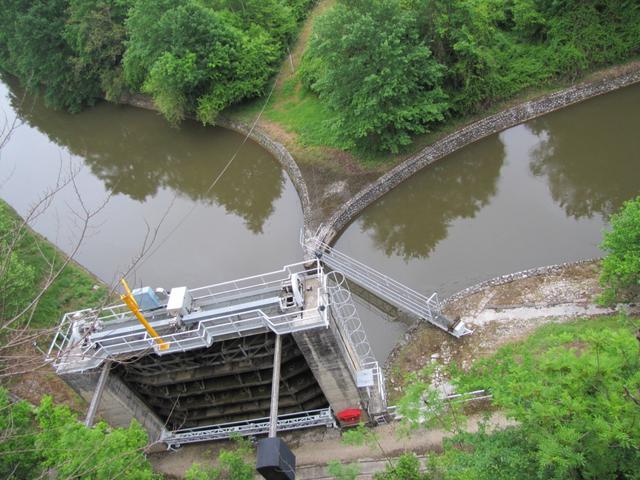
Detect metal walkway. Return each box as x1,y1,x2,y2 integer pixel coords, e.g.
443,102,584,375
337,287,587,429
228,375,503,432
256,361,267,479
305,237,471,337
48,261,329,373
161,408,335,448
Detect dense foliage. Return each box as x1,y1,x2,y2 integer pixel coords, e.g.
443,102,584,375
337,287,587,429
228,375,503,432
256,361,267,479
0,0,315,122
299,0,448,153
397,317,640,479
600,196,640,304
373,453,428,480
0,388,155,479
301,0,640,153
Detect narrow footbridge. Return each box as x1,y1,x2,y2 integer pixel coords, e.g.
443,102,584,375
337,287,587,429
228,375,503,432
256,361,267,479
304,236,471,337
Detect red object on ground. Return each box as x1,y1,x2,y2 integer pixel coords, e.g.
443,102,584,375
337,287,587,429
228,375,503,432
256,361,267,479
336,408,362,424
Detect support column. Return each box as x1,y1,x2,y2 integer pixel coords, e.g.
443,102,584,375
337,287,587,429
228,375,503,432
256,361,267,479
61,367,167,443
293,315,368,423
268,334,282,438
84,360,111,427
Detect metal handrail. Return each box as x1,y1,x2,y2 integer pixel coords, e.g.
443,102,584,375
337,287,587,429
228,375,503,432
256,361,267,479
162,408,335,447
305,237,471,337
48,261,330,372
326,272,387,413
314,241,440,312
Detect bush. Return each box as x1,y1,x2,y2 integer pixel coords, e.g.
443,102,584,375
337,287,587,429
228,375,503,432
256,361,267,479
300,0,640,153
0,388,155,479
600,196,640,304
373,453,428,480
0,0,315,123
301,0,449,154
451,317,640,479
185,436,254,480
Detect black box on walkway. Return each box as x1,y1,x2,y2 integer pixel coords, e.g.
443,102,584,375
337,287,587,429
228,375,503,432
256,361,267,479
256,437,296,480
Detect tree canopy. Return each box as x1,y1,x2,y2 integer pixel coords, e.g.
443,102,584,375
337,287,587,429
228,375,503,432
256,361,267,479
301,0,640,153
0,0,315,121
395,317,640,480
600,196,640,304
300,0,448,153
0,388,155,479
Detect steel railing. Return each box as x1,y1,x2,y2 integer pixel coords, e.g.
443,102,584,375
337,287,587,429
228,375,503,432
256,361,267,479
326,271,387,414
161,408,335,447
305,237,471,337
48,261,330,373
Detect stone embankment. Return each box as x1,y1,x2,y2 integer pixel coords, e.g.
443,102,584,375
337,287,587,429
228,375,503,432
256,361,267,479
318,64,640,244
118,93,314,231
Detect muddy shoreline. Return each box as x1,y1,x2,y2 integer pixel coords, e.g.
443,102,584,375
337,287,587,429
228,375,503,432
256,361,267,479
383,259,640,400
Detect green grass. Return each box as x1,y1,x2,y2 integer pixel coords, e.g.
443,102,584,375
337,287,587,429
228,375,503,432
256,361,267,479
266,86,345,148
0,200,108,328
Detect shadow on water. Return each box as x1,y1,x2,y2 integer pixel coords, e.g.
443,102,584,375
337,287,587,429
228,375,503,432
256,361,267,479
528,84,640,220
358,134,505,259
4,76,284,234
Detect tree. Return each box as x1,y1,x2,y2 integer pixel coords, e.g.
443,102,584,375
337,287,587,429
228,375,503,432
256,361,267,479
65,0,128,102
0,388,156,478
600,197,640,304
392,317,640,479
125,0,279,125
451,318,640,479
0,389,39,479
300,0,449,154
0,0,107,111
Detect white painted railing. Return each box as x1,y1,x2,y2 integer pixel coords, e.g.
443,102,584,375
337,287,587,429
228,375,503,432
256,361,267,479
305,236,471,337
48,261,329,373
161,408,335,448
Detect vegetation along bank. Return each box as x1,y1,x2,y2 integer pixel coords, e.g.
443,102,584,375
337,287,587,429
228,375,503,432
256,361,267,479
2,1,640,231
2,0,639,159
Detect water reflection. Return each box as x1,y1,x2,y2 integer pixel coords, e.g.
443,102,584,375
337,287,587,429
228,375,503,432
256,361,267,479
5,78,284,233
528,86,640,220
358,134,505,259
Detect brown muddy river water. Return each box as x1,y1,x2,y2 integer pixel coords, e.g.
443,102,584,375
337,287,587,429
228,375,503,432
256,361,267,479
0,78,303,290
1,77,639,361
336,83,640,358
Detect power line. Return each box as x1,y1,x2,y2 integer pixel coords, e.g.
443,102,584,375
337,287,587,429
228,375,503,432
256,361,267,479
133,82,277,272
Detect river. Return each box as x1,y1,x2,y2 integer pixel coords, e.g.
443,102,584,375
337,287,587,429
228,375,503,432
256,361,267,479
0,77,303,290
2,77,638,362
336,83,640,359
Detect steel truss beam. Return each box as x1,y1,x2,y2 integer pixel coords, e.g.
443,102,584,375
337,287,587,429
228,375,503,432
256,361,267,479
162,408,336,448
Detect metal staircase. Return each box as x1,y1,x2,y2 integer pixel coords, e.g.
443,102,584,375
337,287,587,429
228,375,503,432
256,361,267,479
305,236,471,337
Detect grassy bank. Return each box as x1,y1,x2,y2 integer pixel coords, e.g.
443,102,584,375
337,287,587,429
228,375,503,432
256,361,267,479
0,199,107,328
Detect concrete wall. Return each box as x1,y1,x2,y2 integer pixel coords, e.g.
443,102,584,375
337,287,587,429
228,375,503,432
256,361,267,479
62,369,166,443
293,316,368,423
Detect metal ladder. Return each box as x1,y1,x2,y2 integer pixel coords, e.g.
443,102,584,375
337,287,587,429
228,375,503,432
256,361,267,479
305,237,471,337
